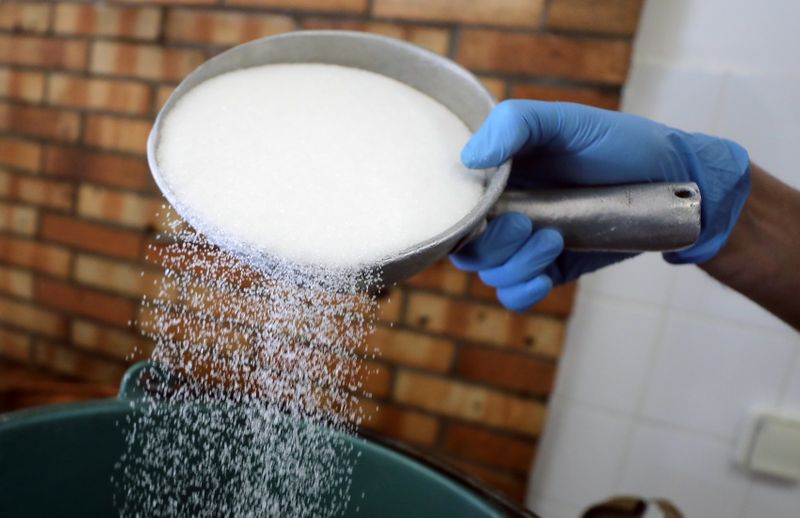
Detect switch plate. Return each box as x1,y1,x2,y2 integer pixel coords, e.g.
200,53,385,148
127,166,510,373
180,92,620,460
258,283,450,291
739,411,800,482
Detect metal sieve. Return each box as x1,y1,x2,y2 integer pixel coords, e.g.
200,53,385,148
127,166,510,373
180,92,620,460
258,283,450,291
148,31,700,287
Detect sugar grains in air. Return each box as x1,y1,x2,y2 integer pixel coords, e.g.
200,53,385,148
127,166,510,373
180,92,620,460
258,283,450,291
117,63,482,516
156,63,484,268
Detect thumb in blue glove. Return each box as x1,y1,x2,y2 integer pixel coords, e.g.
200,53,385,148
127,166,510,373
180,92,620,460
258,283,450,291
451,100,750,312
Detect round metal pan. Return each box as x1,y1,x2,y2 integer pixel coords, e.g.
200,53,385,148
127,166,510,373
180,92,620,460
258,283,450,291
148,31,700,288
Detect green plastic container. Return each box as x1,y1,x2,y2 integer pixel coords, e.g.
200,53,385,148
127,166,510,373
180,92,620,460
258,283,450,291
0,363,534,517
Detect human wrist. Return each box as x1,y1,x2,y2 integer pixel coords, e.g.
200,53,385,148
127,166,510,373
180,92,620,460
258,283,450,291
699,165,800,328
663,134,751,264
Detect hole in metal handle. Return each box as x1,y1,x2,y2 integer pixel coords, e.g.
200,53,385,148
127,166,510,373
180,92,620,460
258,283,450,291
674,189,695,199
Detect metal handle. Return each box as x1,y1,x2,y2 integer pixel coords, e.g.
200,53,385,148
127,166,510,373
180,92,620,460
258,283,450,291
489,182,701,252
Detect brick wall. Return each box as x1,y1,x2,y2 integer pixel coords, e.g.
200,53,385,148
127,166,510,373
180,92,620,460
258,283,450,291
0,0,641,502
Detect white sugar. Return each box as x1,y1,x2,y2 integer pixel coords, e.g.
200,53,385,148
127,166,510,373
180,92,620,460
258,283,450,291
119,62,477,515
117,228,378,516
156,63,484,268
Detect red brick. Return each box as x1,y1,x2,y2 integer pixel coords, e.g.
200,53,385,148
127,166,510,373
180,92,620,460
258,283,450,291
442,422,536,473
0,137,42,172
34,340,126,384
77,184,162,230
548,0,643,36
169,279,287,328
406,292,565,358
44,145,154,192
0,201,37,236
358,399,440,446
393,370,546,436
301,19,449,56
71,319,154,362
135,305,250,360
0,102,81,142
0,170,74,210
0,3,51,33
84,115,151,154
456,346,556,395
0,236,71,277
479,76,507,101
54,3,161,40
137,304,211,345
0,296,67,338
166,9,295,45
374,0,545,28
40,213,144,260
406,259,468,295
377,287,405,324
360,361,392,397
120,0,215,4
36,278,136,327
511,83,620,110
364,326,454,372
90,41,206,82
0,371,120,407
226,0,367,13
47,74,152,115
145,241,263,289
469,281,576,317
73,254,162,298
0,264,33,299
0,68,46,102
0,35,88,70
135,308,363,397
155,85,175,111
0,327,31,362
458,29,632,85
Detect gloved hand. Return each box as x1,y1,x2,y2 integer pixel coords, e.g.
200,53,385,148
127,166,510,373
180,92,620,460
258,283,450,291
451,100,751,312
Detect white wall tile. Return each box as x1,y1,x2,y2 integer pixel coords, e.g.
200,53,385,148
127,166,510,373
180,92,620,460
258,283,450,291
630,0,694,66
528,397,634,509
555,295,661,414
641,311,795,439
578,253,675,306
622,63,725,132
634,0,800,77
526,496,582,518
779,349,800,411
714,74,800,188
741,476,800,518
668,267,795,334
617,423,748,518
533,3,800,518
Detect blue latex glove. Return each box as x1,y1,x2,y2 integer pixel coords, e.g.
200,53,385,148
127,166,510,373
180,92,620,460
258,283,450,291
451,100,751,312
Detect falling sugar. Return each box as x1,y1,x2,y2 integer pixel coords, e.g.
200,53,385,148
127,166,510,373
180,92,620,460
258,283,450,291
115,221,380,516
115,63,480,516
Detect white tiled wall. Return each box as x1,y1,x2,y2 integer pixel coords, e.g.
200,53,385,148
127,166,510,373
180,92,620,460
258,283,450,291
526,1,800,516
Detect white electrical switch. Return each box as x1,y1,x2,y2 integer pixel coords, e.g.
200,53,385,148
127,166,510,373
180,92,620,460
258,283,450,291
740,411,800,481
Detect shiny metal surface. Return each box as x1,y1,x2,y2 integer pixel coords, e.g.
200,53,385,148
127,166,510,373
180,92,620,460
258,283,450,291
148,31,507,286
492,182,701,251
147,31,702,288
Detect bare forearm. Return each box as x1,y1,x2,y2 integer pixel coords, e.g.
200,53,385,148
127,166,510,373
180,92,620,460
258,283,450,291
701,164,800,329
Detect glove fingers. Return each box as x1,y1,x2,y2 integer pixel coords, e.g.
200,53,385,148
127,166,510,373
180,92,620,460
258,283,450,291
461,100,617,170
461,100,565,169
479,228,564,288
450,213,532,272
497,274,553,312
